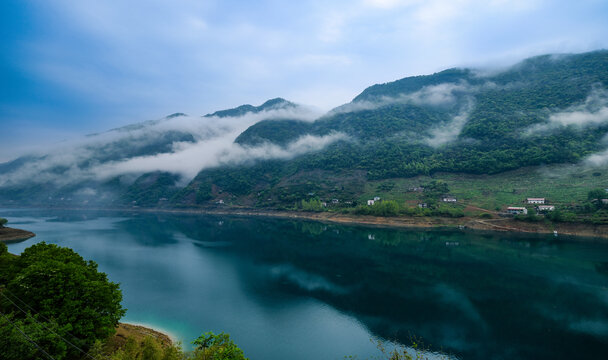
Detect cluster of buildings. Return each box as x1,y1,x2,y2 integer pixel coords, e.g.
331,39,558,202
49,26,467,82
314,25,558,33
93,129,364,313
506,198,555,215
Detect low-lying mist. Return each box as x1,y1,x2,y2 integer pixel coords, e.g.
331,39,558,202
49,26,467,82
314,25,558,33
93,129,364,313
0,105,342,189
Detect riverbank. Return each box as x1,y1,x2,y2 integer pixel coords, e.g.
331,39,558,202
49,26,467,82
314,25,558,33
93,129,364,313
112,323,174,347
141,207,608,239
0,226,35,243
3,206,607,239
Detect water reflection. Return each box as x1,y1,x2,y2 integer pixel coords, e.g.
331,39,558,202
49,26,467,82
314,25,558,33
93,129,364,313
3,210,608,360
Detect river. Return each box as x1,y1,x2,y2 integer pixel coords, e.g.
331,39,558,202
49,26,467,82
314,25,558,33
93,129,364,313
3,209,608,359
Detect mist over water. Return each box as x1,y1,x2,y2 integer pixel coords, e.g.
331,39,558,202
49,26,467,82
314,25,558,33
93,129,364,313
4,209,608,360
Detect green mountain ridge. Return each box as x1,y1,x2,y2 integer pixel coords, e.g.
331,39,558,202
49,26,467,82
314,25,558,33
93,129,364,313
1,50,608,211
174,50,608,208
204,97,297,118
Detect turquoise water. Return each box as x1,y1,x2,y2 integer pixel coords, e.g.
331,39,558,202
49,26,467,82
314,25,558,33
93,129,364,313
3,209,608,359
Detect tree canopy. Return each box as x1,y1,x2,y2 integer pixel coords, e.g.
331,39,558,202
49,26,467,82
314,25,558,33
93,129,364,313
0,242,126,359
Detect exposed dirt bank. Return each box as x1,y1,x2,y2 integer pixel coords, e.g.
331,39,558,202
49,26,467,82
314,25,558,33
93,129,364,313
0,227,35,243
109,323,174,349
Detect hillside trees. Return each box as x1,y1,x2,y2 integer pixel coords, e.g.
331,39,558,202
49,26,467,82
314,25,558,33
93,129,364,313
0,242,126,359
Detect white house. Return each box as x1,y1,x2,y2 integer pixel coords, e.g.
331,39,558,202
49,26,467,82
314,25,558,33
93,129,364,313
507,207,528,215
537,205,555,212
373,196,381,201
441,196,457,202
367,200,375,206
527,198,545,204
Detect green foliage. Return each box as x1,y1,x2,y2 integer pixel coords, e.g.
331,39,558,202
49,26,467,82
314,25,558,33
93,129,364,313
354,200,401,217
235,119,313,146
516,212,541,222
422,180,449,203
0,314,67,360
0,217,7,227
192,331,248,360
300,199,325,212
109,336,185,360
377,182,395,192
123,172,181,207
587,188,606,200
0,242,126,359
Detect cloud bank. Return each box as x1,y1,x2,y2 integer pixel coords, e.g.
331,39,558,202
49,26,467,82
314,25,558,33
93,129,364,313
0,106,342,188
527,88,608,134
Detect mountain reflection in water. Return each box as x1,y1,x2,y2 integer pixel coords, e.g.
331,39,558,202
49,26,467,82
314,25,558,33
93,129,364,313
4,210,608,360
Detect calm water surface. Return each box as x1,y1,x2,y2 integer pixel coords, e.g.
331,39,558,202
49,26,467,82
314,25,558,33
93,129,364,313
3,209,608,360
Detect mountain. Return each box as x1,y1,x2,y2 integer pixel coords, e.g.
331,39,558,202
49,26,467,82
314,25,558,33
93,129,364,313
1,50,608,209
175,50,608,207
204,97,297,118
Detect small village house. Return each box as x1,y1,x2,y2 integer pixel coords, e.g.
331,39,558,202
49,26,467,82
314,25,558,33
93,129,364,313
374,196,381,201
536,205,555,212
507,206,528,215
441,196,457,202
367,200,375,206
527,198,545,204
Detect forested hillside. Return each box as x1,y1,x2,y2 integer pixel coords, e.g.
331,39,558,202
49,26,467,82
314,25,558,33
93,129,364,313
175,50,608,207
1,50,607,210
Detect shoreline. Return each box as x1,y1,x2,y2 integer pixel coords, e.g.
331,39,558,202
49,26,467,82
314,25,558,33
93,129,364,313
116,322,175,346
137,207,608,240
0,226,36,243
3,206,607,240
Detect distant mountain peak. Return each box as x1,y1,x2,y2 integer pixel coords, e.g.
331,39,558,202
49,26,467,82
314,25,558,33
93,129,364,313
166,112,187,119
260,97,295,109
204,98,297,118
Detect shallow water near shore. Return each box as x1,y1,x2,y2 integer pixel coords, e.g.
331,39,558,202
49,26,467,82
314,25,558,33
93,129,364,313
3,209,608,359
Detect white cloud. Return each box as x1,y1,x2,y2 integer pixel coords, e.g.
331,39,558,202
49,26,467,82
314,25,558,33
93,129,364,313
0,106,338,188
527,88,608,134
425,101,474,147
91,131,347,181
585,148,608,168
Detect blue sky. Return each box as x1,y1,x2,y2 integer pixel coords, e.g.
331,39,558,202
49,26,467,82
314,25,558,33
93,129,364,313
1,0,608,161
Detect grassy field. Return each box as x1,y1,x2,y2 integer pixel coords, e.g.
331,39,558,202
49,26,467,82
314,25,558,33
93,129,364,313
358,163,608,213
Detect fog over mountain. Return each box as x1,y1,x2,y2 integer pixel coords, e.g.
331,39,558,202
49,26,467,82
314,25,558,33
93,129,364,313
0,99,330,185
1,50,608,208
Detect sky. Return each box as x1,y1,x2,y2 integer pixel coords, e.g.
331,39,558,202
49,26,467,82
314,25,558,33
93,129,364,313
1,0,608,162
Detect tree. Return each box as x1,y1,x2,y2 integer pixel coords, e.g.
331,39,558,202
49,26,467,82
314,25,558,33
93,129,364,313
192,332,248,360
0,217,7,227
587,188,606,201
1,242,126,359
